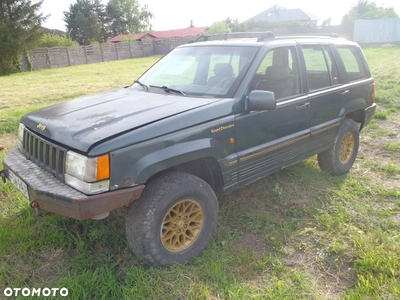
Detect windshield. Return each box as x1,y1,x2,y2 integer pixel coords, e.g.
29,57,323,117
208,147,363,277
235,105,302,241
137,45,258,97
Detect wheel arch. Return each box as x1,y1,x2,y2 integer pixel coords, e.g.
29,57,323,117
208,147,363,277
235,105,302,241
147,157,224,195
339,97,367,129
124,139,226,194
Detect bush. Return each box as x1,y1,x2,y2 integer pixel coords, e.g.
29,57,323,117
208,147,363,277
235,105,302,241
36,34,78,48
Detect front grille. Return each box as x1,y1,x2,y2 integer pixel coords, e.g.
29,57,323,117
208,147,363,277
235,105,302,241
21,129,66,181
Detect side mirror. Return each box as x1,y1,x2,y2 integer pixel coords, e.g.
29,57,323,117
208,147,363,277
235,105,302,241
248,90,276,111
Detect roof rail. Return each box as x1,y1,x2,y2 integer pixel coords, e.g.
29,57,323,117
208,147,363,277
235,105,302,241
283,32,339,38
190,31,275,43
188,31,340,44
257,31,276,41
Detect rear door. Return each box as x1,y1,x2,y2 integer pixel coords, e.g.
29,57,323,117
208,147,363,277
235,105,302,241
300,43,348,154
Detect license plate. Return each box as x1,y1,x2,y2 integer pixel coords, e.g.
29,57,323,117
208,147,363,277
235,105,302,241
7,169,30,200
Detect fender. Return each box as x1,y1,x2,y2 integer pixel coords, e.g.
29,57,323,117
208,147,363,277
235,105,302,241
339,97,367,119
110,138,229,188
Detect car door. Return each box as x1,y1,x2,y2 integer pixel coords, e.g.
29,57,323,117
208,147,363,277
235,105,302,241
235,45,311,185
300,43,349,154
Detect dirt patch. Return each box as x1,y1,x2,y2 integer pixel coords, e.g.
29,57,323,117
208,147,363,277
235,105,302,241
30,248,69,286
392,213,400,224
359,119,400,161
1,247,68,288
230,233,271,257
283,236,355,300
0,134,17,152
356,118,400,189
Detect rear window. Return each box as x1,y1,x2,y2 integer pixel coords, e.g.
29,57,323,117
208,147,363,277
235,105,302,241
336,46,368,82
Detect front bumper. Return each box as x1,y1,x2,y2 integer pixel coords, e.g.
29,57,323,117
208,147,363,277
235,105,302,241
2,148,145,220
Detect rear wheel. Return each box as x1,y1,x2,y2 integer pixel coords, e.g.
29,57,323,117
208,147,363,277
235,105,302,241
126,172,218,267
318,118,359,175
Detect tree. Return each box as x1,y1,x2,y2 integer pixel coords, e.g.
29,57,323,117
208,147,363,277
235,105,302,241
342,0,398,25
189,19,194,28
64,0,107,45
224,17,241,32
106,0,153,36
204,20,232,35
0,0,46,73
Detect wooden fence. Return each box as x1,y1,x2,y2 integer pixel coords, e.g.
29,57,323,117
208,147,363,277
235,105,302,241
20,37,195,71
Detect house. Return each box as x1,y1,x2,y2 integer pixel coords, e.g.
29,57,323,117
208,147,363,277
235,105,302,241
109,27,207,42
245,5,319,25
41,27,66,36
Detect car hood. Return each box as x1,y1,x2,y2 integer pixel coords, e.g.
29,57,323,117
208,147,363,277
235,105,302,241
21,88,220,152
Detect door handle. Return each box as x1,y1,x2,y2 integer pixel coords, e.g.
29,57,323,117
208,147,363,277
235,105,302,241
339,90,349,95
295,102,310,110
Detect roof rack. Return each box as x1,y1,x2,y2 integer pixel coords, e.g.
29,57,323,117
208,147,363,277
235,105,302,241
190,31,275,43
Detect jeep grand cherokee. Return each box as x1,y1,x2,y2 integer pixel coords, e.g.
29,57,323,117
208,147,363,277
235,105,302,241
1,32,376,266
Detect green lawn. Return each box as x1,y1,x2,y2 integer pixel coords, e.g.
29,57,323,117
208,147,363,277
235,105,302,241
1,47,400,299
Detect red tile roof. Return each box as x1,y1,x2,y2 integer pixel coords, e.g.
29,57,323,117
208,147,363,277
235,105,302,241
153,27,207,38
109,27,207,42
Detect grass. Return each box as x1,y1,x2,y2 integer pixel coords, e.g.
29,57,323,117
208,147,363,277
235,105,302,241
1,46,400,299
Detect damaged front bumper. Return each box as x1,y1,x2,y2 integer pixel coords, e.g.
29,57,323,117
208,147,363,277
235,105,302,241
2,148,145,220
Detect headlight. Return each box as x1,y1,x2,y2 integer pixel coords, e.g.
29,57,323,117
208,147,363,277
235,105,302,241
65,151,110,194
18,123,25,151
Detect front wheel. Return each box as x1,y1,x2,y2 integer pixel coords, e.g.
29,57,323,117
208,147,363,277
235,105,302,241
318,118,360,175
126,172,218,267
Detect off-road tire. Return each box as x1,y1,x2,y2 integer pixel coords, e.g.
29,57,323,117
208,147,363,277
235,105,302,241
126,172,218,267
318,118,360,175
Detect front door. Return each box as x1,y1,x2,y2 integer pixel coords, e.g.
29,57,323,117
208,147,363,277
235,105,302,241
235,46,311,185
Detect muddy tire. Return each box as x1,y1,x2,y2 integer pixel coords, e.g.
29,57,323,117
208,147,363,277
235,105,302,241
126,172,218,267
318,118,359,175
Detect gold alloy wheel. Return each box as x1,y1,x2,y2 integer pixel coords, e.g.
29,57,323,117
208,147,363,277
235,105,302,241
339,132,355,164
161,199,203,252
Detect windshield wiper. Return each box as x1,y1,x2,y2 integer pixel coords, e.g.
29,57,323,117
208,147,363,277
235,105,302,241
149,85,187,97
134,79,149,92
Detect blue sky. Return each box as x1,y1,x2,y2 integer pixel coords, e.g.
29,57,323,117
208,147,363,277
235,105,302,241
41,0,400,31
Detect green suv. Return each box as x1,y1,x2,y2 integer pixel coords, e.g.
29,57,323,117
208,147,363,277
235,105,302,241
1,33,376,266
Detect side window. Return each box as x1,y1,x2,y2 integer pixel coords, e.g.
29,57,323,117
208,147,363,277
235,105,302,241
256,51,273,74
337,46,368,81
251,46,300,100
302,45,338,91
323,47,341,85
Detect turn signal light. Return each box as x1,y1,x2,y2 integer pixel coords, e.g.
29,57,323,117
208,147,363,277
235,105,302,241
97,154,110,181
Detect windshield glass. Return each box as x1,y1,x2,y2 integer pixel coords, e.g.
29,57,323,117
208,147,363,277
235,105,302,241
137,45,258,97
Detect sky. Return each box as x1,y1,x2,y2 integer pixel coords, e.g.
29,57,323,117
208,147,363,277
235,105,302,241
41,0,400,32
